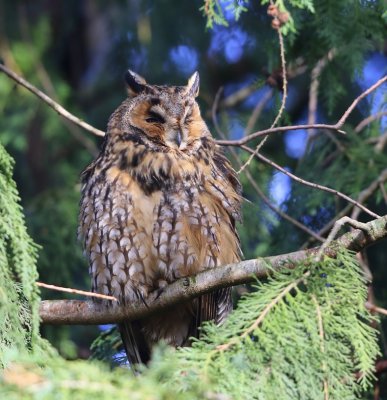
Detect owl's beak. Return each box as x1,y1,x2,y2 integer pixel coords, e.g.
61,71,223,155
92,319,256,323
166,129,184,149
174,131,182,147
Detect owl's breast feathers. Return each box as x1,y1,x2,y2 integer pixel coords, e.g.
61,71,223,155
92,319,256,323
79,129,241,305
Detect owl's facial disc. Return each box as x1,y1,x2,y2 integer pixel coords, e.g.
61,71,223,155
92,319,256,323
141,101,190,150
124,70,203,150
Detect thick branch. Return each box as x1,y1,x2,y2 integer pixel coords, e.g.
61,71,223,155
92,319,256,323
39,215,387,325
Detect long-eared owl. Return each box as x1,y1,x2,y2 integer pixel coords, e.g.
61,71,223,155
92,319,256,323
78,70,242,365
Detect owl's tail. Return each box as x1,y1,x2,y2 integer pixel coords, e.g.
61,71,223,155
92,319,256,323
118,320,150,367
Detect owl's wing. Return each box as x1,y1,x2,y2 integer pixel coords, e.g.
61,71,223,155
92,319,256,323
191,288,233,339
187,145,240,338
118,320,151,366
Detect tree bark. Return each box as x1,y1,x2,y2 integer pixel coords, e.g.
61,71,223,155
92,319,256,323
39,215,387,325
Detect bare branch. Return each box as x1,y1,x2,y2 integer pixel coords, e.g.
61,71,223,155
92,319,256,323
375,131,387,153
240,145,380,219
36,282,118,302
216,124,344,146
0,63,106,138
220,83,259,109
316,217,370,260
308,50,336,132
205,57,306,119
211,87,323,241
301,168,387,248
354,111,387,133
244,89,273,135
336,75,387,129
39,215,387,325
366,302,387,317
238,26,288,174
216,75,387,148
245,173,325,242
270,29,288,129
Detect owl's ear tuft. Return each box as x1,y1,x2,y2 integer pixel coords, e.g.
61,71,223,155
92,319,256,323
125,70,147,96
185,71,200,98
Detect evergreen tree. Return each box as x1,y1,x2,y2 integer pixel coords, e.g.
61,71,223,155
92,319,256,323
0,0,386,398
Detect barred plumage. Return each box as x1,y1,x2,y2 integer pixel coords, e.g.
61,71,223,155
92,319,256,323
78,71,242,364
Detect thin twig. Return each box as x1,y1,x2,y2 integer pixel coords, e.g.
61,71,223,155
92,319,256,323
211,88,323,241
302,168,387,248
315,217,370,261
354,111,387,133
308,50,336,133
216,76,386,148
220,82,259,109
350,170,387,221
269,29,287,129
245,173,325,242
36,282,117,301
0,63,106,138
375,131,387,153
366,302,387,317
238,27,287,174
302,50,337,161
215,123,344,146
244,89,273,135
336,76,387,128
241,145,380,219
380,182,387,204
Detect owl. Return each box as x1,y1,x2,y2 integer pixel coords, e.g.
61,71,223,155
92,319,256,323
78,70,242,365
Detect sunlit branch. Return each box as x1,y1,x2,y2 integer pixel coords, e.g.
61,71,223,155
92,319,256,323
36,282,117,302
39,215,387,325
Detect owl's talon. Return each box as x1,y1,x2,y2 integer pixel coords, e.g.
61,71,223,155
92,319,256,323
154,287,165,300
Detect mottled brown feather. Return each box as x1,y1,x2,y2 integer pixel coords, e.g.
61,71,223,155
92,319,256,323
78,72,242,365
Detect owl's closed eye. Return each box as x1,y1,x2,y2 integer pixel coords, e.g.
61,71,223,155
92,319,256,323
108,70,207,151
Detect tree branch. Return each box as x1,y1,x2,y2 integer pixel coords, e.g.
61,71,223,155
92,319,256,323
240,144,380,219
36,282,117,301
216,75,387,147
211,88,323,241
0,63,105,138
237,25,288,174
301,168,387,248
39,215,387,325
354,111,387,133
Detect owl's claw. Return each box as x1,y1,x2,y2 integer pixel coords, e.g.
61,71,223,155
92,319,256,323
154,287,165,300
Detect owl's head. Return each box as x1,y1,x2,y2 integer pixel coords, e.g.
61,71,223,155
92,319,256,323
108,70,209,151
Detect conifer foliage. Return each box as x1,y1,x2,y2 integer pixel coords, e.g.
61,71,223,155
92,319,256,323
170,250,380,399
0,143,381,399
0,0,386,398
0,143,41,361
